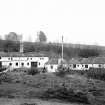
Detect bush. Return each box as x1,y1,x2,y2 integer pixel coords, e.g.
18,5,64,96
86,68,105,81
42,82,90,104
27,67,39,75
0,72,12,83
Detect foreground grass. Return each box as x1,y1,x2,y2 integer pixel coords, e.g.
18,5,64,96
0,71,105,105
0,98,82,105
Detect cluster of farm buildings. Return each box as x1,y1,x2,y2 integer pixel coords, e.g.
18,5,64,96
0,52,105,72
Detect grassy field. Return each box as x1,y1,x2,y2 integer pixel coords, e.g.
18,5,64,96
0,70,105,105
0,98,82,105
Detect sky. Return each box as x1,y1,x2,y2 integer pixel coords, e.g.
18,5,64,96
0,0,105,45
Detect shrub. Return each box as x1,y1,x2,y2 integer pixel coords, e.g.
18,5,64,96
86,68,105,81
27,67,39,75
0,72,12,83
42,82,90,104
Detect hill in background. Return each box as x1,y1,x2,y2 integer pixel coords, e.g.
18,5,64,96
0,39,105,60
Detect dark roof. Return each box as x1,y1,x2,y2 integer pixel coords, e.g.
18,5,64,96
0,52,47,57
93,57,105,64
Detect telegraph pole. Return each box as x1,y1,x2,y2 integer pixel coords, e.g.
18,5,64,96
62,35,64,62
19,35,23,53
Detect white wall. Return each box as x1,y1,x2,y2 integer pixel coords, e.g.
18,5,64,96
0,56,49,69
45,64,58,72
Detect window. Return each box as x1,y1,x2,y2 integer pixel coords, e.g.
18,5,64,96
11,57,13,60
30,58,32,60
85,65,88,68
8,58,10,60
27,58,29,60
27,62,29,65
82,65,84,67
21,63,24,66
16,63,18,66
39,62,40,65
51,65,53,69
77,65,79,67
99,64,102,68
0,57,1,59
9,63,12,66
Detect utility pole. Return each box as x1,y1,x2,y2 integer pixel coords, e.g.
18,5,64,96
19,35,23,53
62,35,64,62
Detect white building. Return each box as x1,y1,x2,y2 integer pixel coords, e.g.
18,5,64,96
69,57,105,70
45,59,59,72
69,58,82,70
0,52,49,69
81,58,93,70
92,57,105,68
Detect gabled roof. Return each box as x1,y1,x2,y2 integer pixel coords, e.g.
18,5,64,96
93,57,105,64
81,58,93,64
45,59,58,65
69,58,81,64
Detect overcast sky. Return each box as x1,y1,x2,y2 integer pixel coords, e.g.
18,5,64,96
0,0,105,45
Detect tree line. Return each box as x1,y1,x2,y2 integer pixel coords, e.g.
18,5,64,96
0,39,100,59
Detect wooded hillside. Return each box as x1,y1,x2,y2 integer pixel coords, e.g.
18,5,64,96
0,39,104,59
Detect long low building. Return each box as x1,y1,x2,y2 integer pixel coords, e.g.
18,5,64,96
69,57,105,70
0,52,49,69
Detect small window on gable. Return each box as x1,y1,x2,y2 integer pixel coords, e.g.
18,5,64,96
51,65,53,69
9,63,12,66
16,63,18,66
27,62,29,65
30,58,32,60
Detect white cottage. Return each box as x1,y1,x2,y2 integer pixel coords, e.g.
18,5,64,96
69,58,82,70
0,52,49,69
45,59,58,72
92,57,105,68
81,58,93,70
